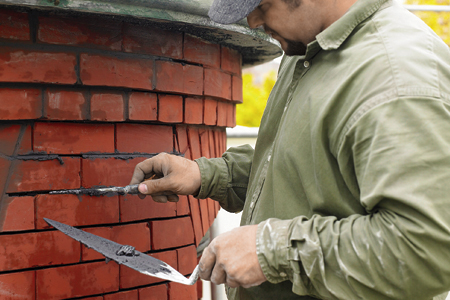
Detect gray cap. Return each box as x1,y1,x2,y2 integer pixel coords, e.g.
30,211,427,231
208,0,262,24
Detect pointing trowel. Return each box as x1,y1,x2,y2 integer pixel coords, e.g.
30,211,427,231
50,175,159,196
44,218,200,285
49,184,141,196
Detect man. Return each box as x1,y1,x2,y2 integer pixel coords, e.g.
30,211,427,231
130,0,450,298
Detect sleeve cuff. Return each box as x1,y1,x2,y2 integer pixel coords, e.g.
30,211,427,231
256,218,294,284
194,157,229,201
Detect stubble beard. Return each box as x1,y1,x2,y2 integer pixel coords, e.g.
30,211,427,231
265,26,307,56
284,39,307,56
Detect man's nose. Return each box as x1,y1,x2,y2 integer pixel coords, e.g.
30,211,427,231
247,9,264,29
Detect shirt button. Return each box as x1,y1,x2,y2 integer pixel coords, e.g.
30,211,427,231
250,202,255,208
303,61,310,68
267,155,271,162
280,272,287,277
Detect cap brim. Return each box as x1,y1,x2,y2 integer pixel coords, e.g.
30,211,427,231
208,0,261,24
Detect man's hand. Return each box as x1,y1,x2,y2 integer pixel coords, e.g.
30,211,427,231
199,225,267,288
129,153,201,202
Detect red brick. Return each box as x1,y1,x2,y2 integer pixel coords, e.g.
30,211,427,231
176,195,190,216
91,92,124,121
8,157,80,193
120,194,176,223
0,271,35,300
35,194,119,229
226,103,236,128
0,158,11,201
0,231,80,272
217,101,228,127
120,250,177,288
222,130,227,152
175,125,190,157
124,24,182,59
188,196,203,247
208,128,217,158
203,98,217,126
0,196,34,232
184,35,220,68
0,49,77,84
155,61,203,95
0,123,32,155
0,9,30,41
168,282,197,300
207,199,216,226
232,75,243,103
221,47,242,75
204,68,232,100
81,157,145,188
199,199,210,235
215,201,221,217
232,105,237,128
187,127,201,160
197,280,203,299
34,122,115,154
139,284,167,300
129,92,157,121
38,15,122,50
158,94,183,123
80,54,153,90
214,130,222,157
0,88,42,120
199,128,210,159
104,290,138,300
184,97,203,125
36,261,119,300
151,217,194,250
116,124,173,154
82,223,151,261
177,245,197,276
45,89,87,120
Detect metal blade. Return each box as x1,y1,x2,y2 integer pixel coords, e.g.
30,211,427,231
44,218,199,285
49,184,140,196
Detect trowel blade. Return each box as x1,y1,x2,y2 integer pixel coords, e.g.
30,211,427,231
44,218,198,285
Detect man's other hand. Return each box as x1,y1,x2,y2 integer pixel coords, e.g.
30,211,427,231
129,153,201,202
198,225,267,288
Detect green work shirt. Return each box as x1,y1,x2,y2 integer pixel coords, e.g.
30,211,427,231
195,0,450,298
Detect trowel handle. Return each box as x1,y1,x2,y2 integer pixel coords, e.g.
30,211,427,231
124,184,140,195
126,175,158,195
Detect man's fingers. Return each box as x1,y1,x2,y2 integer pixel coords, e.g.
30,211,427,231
226,278,240,288
210,263,227,285
128,153,201,200
198,246,216,281
138,176,175,195
167,194,179,202
152,195,168,203
130,160,155,185
130,153,168,185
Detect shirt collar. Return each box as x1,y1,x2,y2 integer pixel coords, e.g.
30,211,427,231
315,0,391,51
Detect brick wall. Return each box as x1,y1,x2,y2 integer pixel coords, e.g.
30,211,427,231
0,5,242,300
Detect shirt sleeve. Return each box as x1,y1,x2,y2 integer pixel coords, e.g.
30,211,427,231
195,144,254,212
256,97,450,299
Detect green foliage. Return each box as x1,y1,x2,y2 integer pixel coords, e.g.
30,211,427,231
236,71,276,127
405,0,450,45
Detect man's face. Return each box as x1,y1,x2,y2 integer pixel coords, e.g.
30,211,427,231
247,0,325,56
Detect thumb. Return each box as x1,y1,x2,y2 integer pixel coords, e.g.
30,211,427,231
138,176,174,195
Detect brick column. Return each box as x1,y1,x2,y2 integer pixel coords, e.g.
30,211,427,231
0,6,242,300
